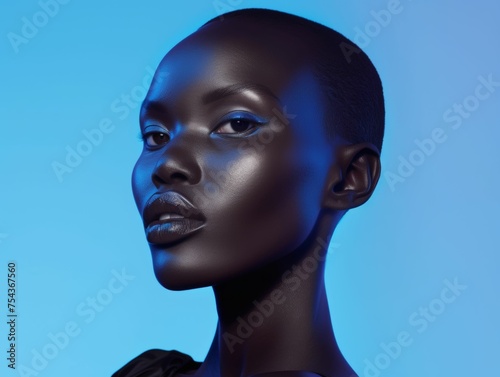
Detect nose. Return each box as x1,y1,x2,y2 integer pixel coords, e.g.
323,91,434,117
151,136,202,188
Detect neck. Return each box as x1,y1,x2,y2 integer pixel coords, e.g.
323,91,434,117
195,214,355,377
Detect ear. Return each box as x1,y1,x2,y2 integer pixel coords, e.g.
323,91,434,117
322,142,381,211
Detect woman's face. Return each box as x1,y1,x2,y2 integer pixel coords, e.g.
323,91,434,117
132,22,334,290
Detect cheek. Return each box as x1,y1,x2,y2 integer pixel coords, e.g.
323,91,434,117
255,164,322,241
249,146,328,249
206,145,323,257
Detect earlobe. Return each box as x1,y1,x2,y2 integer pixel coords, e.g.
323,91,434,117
322,142,381,210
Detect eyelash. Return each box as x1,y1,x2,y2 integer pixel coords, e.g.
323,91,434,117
138,130,170,150
212,111,269,140
138,112,268,147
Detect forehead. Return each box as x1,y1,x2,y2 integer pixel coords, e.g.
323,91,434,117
144,19,316,107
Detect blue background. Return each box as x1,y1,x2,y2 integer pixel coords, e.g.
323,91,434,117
1,1,499,376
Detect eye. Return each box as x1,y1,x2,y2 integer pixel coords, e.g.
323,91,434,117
213,112,268,136
215,119,256,134
142,131,170,148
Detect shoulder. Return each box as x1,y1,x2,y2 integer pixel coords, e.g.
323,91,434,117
112,349,201,377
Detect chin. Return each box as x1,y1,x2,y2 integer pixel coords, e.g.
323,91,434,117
150,250,223,291
151,250,271,292
153,269,205,291
147,229,304,291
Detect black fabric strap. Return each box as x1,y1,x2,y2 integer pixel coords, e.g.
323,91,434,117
112,349,201,377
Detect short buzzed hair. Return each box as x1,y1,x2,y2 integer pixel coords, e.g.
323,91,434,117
203,8,385,152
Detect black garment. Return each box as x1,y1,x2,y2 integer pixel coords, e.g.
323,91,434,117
112,349,331,377
112,349,201,377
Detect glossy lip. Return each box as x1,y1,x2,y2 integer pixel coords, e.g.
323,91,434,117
143,191,206,245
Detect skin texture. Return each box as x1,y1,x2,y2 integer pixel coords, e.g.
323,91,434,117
131,17,381,377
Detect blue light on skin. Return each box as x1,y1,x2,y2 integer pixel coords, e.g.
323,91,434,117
211,110,269,138
138,110,270,149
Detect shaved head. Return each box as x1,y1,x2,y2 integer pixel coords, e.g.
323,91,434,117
201,8,385,151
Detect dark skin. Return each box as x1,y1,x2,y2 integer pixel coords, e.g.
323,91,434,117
132,18,381,377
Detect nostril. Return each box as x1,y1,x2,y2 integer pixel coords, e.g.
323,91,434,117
170,172,188,182
152,173,167,187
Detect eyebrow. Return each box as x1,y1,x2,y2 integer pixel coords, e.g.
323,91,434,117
140,83,281,117
201,83,281,104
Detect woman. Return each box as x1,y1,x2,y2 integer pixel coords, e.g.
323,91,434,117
114,8,384,377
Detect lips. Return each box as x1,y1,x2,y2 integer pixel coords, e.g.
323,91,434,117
142,191,206,245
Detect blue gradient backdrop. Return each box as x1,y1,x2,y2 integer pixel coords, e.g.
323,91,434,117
1,1,499,376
